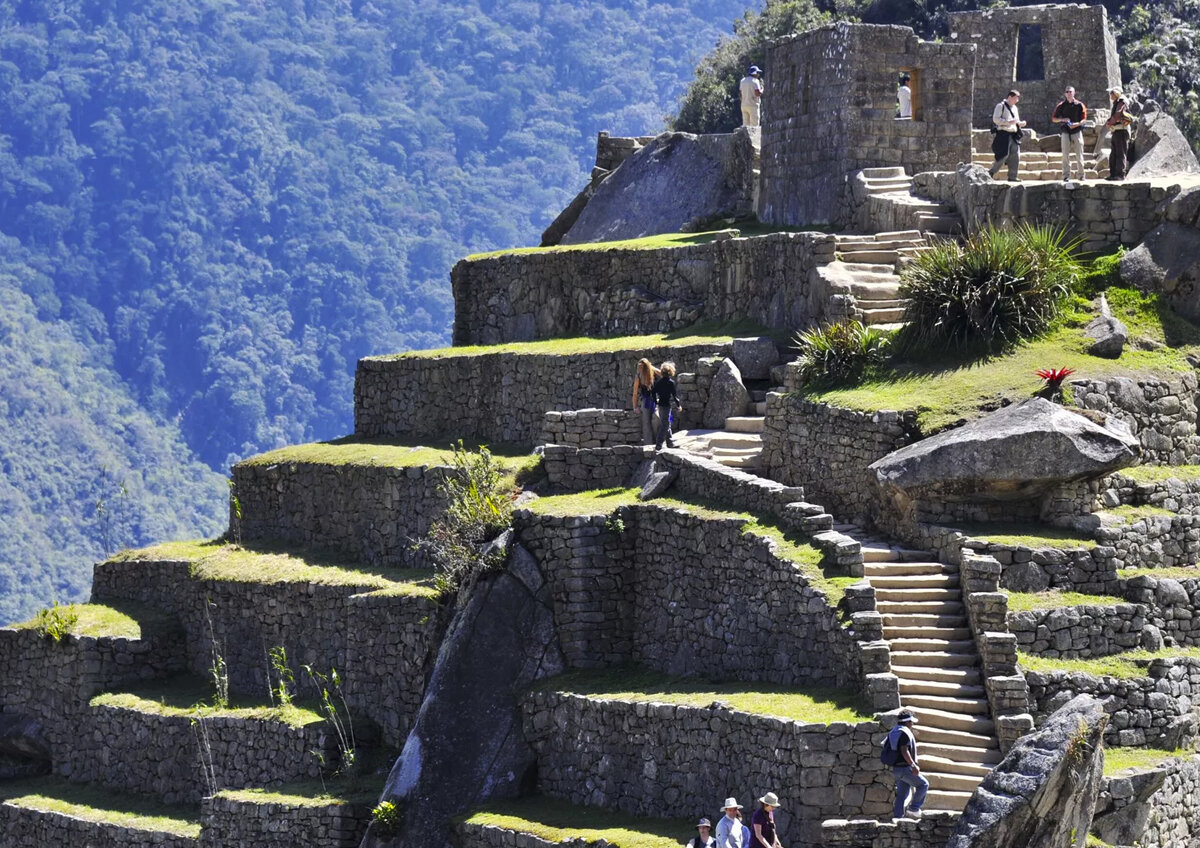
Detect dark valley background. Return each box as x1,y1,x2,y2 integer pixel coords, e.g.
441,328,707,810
1,0,1196,624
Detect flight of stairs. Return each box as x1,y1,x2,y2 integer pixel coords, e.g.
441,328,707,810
839,524,1002,813
856,167,963,237
818,230,930,329
970,129,1106,181
674,388,771,471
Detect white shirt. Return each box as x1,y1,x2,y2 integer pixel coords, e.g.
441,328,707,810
993,99,1021,133
739,76,763,108
716,815,745,848
897,85,912,118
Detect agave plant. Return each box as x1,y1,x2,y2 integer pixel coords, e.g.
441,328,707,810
792,319,891,388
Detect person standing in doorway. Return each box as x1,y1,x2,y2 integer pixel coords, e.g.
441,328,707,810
1052,86,1088,182
740,66,764,127
1106,87,1133,181
988,90,1026,181
897,73,912,119
890,710,928,821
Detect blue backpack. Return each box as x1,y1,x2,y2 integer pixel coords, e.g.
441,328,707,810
880,728,901,766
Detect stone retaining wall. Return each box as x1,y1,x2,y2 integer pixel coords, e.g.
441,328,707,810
540,408,642,448
1104,471,1200,513
1122,573,1200,647
230,460,449,567
0,805,197,848
69,706,332,803
1025,657,1200,747
200,793,369,848
90,559,441,747
1072,374,1200,465
820,816,960,848
1096,757,1200,848
513,504,865,691
355,342,731,445
1097,510,1200,571
450,233,835,346
521,690,893,842
541,444,647,492
962,539,1119,595
1008,603,1147,659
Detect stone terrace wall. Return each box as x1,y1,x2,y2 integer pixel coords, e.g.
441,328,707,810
962,539,1118,595
231,460,450,567
1072,374,1200,465
1096,757,1200,848
1105,470,1200,513
821,817,959,848
513,505,864,690
200,794,368,848
540,409,641,448
1098,510,1200,572
0,625,186,765
90,559,440,748
541,444,646,492
0,806,197,848
1122,572,1200,647
760,393,917,525
1008,603,1147,659
521,690,893,842
355,342,731,445
451,233,834,346
1025,657,1200,747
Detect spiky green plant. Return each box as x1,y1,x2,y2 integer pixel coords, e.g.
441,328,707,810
792,319,891,388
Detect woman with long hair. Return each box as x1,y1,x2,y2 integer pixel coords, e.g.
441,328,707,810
632,357,659,445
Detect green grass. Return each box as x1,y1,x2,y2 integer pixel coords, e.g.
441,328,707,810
1119,566,1200,581
532,666,874,724
109,539,439,597
955,522,1097,550
1019,646,1200,679
1117,465,1200,484
90,675,324,727
460,796,693,848
526,489,854,604
1103,746,1191,774
236,437,540,472
803,286,1200,434
1006,590,1126,612
1106,504,1175,522
10,601,176,640
0,777,201,837
463,224,810,261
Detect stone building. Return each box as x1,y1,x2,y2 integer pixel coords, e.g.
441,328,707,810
949,3,1121,134
758,22,976,228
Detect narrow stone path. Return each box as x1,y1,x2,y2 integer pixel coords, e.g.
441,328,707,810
857,168,962,236
837,523,1003,813
818,229,929,329
674,388,772,471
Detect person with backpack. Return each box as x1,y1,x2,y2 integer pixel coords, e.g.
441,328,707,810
1105,87,1133,181
689,818,718,848
988,89,1027,182
882,710,927,820
631,357,659,445
652,361,682,450
715,798,745,848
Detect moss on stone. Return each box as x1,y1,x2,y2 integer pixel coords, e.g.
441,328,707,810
531,666,874,724
460,796,693,848
1103,746,1191,775
1104,504,1176,522
1006,590,1126,612
0,777,201,837
91,675,324,727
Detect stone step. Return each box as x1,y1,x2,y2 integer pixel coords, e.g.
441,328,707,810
874,587,962,602
876,229,924,241
922,754,997,777
902,692,990,716
710,445,762,457
866,562,946,577
890,650,978,668
725,416,764,433
870,574,960,590
897,678,986,699
908,706,995,734
706,432,763,449
866,182,914,195
832,280,901,298
916,723,999,751
839,249,902,264
876,600,965,616
924,788,976,812
717,455,762,469
915,214,961,234
888,638,976,654
859,298,907,310
886,626,973,642
861,307,907,324
838,262,897,275
921,741,1002,765
891,665,981,686
925,770,985,794
752,401,767,415
861,167,908,179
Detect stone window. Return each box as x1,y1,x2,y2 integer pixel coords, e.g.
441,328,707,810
896,67,920,120
1015,23,1045,81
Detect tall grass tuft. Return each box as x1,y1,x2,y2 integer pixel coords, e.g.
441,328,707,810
792,319,891,388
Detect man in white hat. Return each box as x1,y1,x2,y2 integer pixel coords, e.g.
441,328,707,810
715,798,745,848
689,818,717,848
740,66,764,127
889,710,928,820
751,793,783,848
1105,87,1133,181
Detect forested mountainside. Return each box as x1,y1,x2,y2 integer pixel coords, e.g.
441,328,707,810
675,0,1200,154
0,0,748,623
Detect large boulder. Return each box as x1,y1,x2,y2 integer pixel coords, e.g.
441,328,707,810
703,358,750,429
1121,221,1200,320
947,694,1108,848
1128,108,1200,180
561,129,757,245
870,398,1140,502
367,544,563,847
1084,314,1127,359
732,336,781,381
1091,765,1168,847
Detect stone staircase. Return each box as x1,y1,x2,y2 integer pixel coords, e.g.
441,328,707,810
854,167,963,237
838,524,1003,813
675,388,772,470
970,129,1106,181
817,230,930,329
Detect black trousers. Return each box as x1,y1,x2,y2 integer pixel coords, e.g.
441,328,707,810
1109,130,1129,180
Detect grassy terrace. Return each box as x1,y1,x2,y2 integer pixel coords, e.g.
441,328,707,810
91,675,324,727
804,287,1200,435
1020,646,1200,678
525,488,858,604
1105,504,1175,522
1104,746,1192,775
215,775,384,808
386,329,750,361
461,796,692,848
109,539,439,596
235,437,541,473
1118,565,1200,581
0,777,201,837
955,522,1097,550
532,667,874,724
1117,465,1200,484
463,223,809,261
10,601,177,640
1006,590,1126,612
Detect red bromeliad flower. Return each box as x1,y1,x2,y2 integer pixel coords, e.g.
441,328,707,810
1035,367,1076,388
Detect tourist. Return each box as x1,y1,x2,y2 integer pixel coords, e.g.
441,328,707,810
889,710,928,820
897,73,912,119
1052,86,1088,182
750,793,783,848
1106,87,1133,181
715,798,745,848
631,357,659,445
740,66,764,127
689,818,718,848
652,361,681,450
988,89,1026,182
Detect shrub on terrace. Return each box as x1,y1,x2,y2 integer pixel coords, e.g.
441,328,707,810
791,319,891,388
896,225,1081,353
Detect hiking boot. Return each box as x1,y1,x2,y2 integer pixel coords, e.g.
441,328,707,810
904,808,923,820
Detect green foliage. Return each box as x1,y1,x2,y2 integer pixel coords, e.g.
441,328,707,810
896,226,1080,353
673,1,832,133
792,319,891,388
372,800,404,837
303,666,356,776
204,598,230,710
31,601,79,643
268,646,295,708
1077,249,1126,297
